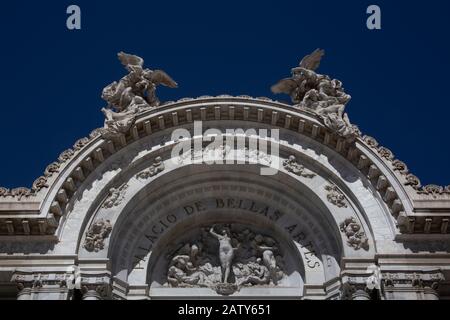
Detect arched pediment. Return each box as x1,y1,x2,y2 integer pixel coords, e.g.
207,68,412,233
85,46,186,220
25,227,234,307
2,96,447,239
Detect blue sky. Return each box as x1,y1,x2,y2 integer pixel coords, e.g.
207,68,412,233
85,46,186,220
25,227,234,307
0,0,449,188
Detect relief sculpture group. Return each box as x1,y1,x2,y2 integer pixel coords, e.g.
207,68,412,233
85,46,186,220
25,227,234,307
166,225,286,295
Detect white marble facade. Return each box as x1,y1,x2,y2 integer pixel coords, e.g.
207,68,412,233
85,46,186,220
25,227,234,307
0,52,449,300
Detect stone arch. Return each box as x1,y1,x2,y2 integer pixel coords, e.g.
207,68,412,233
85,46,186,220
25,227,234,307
56,127,388,298
31,96,413,241
2,97,448,300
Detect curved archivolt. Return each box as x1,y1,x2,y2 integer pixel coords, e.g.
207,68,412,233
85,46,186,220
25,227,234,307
1,96,449,300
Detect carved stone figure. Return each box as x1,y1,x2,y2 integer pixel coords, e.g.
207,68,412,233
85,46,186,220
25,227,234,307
209,226,238,283
136,156,165,180
283,155,316,178
324,184,347,208
83,219,113,252
165,225,287,295
100,52,178,138
234,259,269,286
253,234,280,285
102,184,128,208
271,49,359,140
340,217,369,250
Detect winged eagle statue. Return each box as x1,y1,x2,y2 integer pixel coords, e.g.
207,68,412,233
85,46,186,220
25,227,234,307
99,52,178,138
271,49,359,140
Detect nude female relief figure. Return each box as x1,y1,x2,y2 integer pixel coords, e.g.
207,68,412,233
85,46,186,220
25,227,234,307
209,226,238,283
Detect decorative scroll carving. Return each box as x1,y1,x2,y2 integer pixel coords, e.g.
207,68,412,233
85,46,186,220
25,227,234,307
340,217,369,250
271,49,359,140
10,188,28,199
0,187,10,196
10,187,31,200
73,137,90,151
58,149,75,163
136,157,165,179
100,52,178,138
89,128,104,139
44,162,60,177
378,147,394,160
418,184,450,198
165,225,286,295
0,130,99,200
0,175,50,199
283,155,316,178
362,134,450,198
31,176,49,193
392,159,409,175
405,174,421,190
102,184,128,209
363,135,379,148
324,184,347,208
83,219,113,252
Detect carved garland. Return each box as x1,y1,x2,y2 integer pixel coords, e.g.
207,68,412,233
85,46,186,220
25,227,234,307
0,128,101,199
0,94,282,201
362,135,450,197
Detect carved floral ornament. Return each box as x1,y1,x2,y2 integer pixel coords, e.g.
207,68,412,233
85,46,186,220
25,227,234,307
1,50,448,200
0,129,99,199
102,183,128,209
324,184,348,208
83,219,113,252
339,217,369,251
